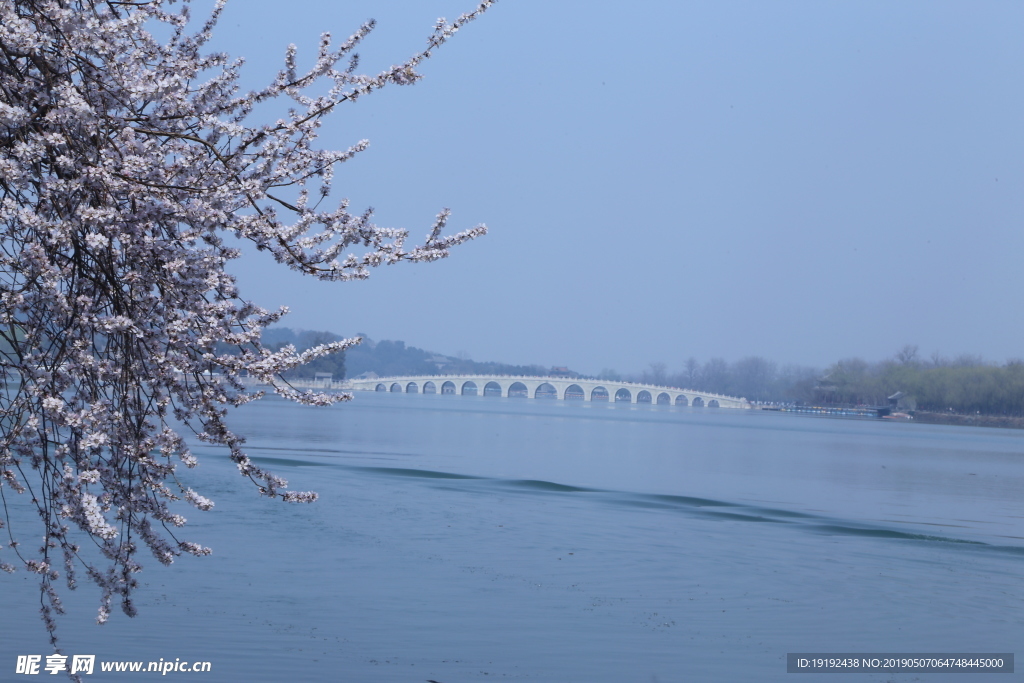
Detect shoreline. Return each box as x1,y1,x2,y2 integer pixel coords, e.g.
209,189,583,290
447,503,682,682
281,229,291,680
759,407,1024,430
911,411,1024,430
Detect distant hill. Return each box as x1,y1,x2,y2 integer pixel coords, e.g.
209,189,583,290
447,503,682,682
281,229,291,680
261,328,581,380
259,328,348,380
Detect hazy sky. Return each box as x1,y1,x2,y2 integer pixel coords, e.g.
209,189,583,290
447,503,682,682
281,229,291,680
210,1,1024,376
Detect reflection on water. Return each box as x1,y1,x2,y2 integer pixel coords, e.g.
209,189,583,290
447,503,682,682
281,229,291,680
1,393,1022,681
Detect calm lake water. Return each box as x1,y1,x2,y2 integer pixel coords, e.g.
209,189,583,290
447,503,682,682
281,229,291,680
3,393,1023,681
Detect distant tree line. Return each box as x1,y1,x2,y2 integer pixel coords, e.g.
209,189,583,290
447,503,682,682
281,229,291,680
811,346,1024,415
625,357,819,403
634,345,1024,416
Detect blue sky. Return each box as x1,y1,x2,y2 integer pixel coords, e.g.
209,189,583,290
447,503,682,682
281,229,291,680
212,1,1024,375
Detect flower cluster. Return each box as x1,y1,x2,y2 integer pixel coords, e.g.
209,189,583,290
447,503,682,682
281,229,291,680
0,0,491,650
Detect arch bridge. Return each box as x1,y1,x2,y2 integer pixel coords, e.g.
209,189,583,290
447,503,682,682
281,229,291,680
345,375,750,409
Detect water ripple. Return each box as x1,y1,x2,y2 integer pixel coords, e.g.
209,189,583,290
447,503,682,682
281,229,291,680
340,463,1024,555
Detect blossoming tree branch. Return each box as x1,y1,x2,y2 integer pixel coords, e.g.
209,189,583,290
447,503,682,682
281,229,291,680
0,0,492,646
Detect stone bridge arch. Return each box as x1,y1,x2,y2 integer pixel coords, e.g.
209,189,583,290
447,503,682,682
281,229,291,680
535,382,557,399
343,375,749,409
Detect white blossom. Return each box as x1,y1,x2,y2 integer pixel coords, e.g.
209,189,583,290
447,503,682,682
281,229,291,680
79,494,118,540
0,0,492,647
83,233,109,250
184,489,214,511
